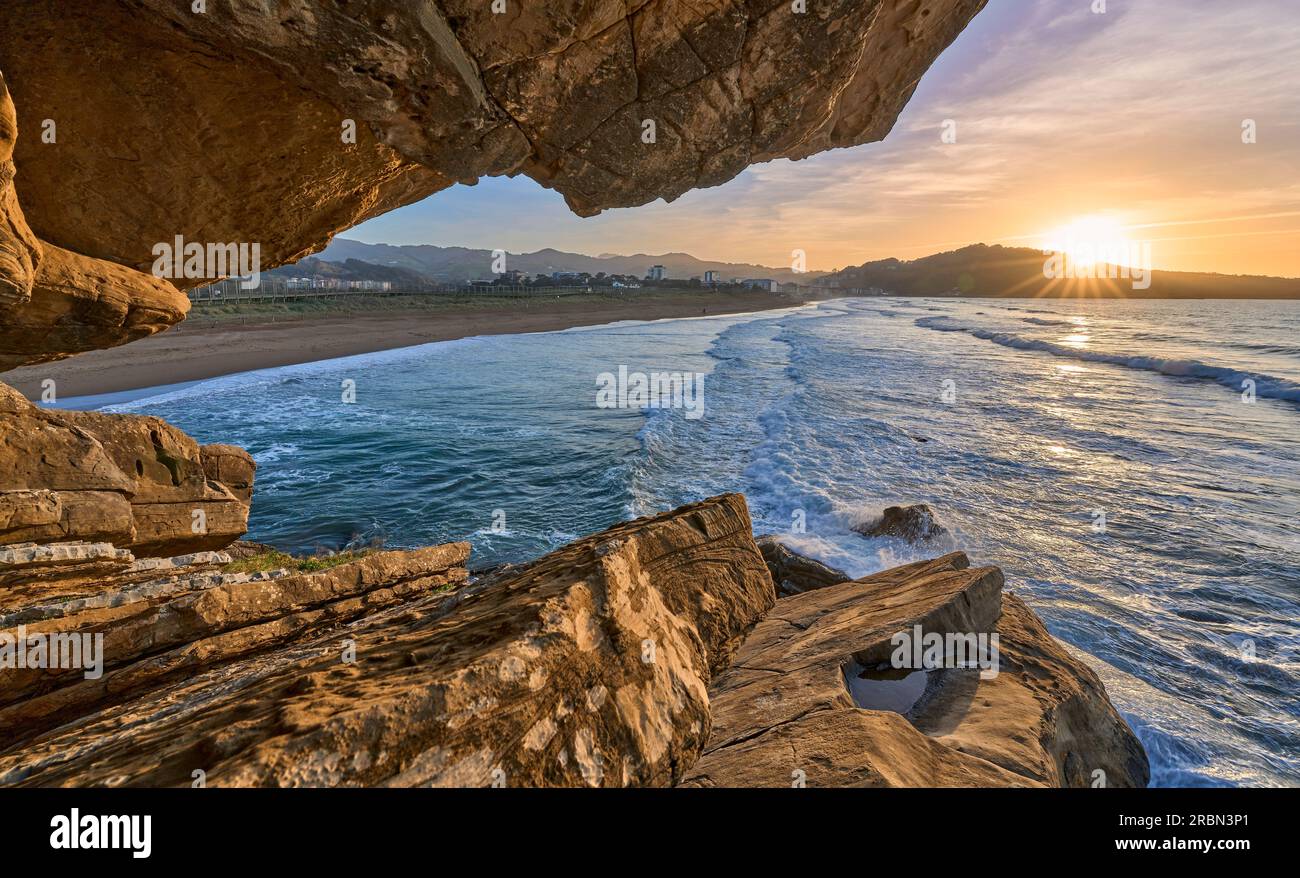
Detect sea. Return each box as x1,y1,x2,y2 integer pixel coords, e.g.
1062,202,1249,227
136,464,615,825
85,296,1300,787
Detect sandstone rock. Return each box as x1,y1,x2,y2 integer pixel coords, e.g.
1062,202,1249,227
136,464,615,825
0,543,472,751
0,494,771,787
50,410,211,503
0,383,138,546
0,71,38,309
682,551,1149,787
222,541,280,561
0,541,134,594
0,383,133,493
2,550,246,628
0,497,1146,788
0,244,190,372
0,1,987,366
126,495,246,557
10,491,136,549
0,490,60,534
201,445,257,505
755,534,851,596
855,503,946,542
0,70,189,370
0,383,252,555
0,542,471,711
912,593,1150,788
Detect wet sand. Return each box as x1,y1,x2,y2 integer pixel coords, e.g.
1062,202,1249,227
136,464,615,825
3,289,813,401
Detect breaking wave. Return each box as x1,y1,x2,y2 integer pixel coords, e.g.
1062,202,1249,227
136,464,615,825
916,316,1300,404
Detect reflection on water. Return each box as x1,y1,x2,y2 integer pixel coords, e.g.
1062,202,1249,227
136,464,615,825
844,660,931,714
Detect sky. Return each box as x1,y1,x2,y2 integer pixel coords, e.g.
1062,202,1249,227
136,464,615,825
349,0,1300,277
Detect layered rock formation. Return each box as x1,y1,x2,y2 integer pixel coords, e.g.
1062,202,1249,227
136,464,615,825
0,0,988,366
1,542,472,757
0,384,253,555
0,495,771,787
0,492,1147,787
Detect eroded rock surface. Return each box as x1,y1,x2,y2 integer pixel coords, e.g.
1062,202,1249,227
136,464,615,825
682,549,1150,787
855,502,946,542
0,494,1146,788
0,543,472,750
0,71,190,371
756,534,851,596
0,383,253,555
0,71,36,309
0,0,988,366
0,494,772,787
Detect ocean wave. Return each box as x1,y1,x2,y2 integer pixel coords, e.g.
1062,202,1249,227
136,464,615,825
1126,330,1300,358
251,442,300,464
916,316,1300,404
1020,316,1070,326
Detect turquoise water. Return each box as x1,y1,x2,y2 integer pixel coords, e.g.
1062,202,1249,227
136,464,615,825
96,297,1300,787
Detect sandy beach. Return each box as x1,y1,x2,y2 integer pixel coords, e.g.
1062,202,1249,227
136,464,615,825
2,289,812,401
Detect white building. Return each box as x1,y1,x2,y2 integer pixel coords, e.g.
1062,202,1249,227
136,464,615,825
647,264,666,280
741,278,775,291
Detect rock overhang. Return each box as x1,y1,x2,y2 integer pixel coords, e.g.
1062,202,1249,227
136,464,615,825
0,0,988,368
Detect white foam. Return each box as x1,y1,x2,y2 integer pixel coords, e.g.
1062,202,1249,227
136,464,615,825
916,316,1300,403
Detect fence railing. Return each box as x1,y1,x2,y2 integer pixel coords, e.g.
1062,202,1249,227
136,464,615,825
187,281,616,304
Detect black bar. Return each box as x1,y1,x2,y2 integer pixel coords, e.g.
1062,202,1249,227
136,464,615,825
5,788,1288,865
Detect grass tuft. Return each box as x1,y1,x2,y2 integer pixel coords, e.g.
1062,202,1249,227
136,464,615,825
226,549,374,574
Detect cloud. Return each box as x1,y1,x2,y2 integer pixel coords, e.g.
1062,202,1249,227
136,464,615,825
349,0,1300,276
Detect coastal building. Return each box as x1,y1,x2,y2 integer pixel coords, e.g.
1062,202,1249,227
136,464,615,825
704,270,720,284
647,264,666,280
741,278,775,291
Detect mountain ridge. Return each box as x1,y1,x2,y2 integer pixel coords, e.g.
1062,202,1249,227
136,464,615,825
304,239,1300,298
317,238,825,284
820,243,1300,298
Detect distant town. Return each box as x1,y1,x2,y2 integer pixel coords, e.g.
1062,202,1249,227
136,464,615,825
189,257,875,301
267,266,784,293
187,239,1300,304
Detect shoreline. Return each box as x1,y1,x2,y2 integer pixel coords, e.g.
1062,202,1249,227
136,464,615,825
2,289,821,401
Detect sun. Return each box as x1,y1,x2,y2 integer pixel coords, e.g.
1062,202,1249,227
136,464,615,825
1040,214,1135,268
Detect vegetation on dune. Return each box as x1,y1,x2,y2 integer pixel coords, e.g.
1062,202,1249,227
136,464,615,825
184,287,789,324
